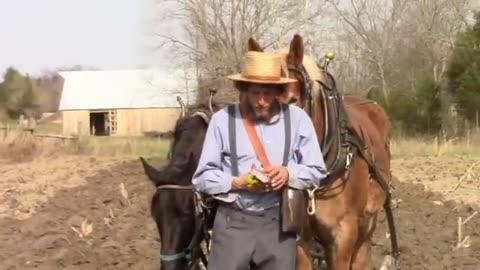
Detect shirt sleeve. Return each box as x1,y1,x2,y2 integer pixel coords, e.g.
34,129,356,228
192,113,235,195
286,111,328,189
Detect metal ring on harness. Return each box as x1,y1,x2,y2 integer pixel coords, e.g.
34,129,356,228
307,188,318,215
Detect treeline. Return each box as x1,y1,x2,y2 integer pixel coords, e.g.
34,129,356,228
367,12,480,137
158,0,478,137
446,12,480,134
0,67,73,121
0,67,38,120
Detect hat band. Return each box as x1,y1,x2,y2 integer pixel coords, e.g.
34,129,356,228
243,74,281,81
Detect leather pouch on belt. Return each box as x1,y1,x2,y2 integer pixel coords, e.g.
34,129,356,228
281,187,307,234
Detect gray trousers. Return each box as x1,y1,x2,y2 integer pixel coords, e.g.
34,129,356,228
207,203,297,270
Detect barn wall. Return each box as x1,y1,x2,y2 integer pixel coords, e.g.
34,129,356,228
61,108,181,136
116,108,181,136
62,110,90,136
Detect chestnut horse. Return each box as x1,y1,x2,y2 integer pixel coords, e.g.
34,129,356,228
245,35,399,269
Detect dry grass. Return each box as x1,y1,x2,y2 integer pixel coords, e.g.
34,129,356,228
1,120,62,134
63,135,171,158
391,132,480,158
2,122,480,163
0,129,171,163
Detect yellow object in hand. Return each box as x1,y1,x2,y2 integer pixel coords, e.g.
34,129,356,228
246,173,261,187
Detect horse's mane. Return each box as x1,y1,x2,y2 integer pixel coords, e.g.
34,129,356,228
275,47,325,100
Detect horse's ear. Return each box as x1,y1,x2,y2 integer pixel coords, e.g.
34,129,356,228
139,157,165,186
287,34,304,65
248,38,264,52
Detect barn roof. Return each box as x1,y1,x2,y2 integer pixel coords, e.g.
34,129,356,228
58,68,198,111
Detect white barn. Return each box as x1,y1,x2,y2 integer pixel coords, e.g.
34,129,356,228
58,68,198,136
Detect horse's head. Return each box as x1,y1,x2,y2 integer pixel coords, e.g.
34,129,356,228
139,104,215,270
247,35,312,109
248,34,330,145
142,105,213,186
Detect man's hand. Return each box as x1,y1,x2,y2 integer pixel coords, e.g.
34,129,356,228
263,165,289,190
231,174,270,192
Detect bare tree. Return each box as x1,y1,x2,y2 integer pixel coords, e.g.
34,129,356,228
322,0,472,104
154,0,324,79
404,0,471,83
324,0,410,104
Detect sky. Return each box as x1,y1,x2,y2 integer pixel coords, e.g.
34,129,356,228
2,0,478,78
0,0,169,77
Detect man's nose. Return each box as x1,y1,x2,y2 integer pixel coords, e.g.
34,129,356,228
257,93,268,104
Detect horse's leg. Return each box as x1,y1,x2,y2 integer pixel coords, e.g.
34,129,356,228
296,243,314,270
350,238,372,270
333,161,371,270
331,213,360,270
350,213,378,270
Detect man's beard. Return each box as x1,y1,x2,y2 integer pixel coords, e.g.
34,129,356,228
246,100,279,122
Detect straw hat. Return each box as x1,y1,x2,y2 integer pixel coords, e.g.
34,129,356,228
227,51,297,84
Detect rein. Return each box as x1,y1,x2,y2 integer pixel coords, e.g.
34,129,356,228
156,184,193,190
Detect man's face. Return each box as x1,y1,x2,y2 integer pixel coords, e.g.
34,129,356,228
245,83,280,121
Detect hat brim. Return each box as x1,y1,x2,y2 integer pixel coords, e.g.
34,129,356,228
227,73,297,84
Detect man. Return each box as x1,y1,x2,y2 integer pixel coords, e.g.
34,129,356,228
192,51,327,269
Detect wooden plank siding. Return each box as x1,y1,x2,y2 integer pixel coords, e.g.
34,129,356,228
61,108,181,136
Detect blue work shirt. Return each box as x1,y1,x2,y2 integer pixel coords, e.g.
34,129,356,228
192,103,327,211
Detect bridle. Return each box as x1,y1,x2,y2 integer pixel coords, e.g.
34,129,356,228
285,63,314,116
155,184,195,263
155,184,212,268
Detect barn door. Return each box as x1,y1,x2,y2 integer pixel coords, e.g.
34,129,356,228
108,110,117,135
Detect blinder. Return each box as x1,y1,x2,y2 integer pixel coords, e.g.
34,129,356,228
286,63,314,115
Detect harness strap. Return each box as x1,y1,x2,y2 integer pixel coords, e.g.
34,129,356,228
160,251,187,261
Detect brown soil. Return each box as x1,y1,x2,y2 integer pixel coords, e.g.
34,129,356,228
0,156,479,270
372,157,480,270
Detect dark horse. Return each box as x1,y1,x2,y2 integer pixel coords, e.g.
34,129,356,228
140,35,400,270
139,101,221,270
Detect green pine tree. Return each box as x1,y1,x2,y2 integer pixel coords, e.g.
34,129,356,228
447,12,480,123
